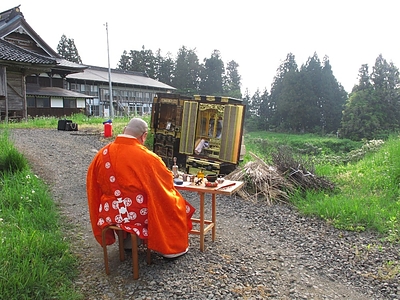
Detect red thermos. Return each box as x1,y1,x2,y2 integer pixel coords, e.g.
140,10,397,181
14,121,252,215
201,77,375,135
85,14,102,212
103,122,112,137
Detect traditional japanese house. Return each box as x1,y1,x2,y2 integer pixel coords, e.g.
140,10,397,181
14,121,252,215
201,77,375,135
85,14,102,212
0,6,91,119
0,5,175,120
0,38,57,121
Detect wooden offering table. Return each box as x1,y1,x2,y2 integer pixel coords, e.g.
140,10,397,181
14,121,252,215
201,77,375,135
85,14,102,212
175,180,244,252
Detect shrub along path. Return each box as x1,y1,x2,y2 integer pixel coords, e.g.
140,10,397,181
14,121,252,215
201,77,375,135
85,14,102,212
11,128,399,299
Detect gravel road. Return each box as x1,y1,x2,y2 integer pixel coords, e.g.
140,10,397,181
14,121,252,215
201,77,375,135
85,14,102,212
10,128,399,299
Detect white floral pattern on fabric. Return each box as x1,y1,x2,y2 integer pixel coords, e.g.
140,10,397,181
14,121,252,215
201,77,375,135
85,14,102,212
124,197,132,206
128,211,137,220
98,145,149,239
136,194,144,204
115,214,123,223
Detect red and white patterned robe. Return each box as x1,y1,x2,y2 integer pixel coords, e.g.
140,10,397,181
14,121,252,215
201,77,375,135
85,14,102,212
87,135,194,255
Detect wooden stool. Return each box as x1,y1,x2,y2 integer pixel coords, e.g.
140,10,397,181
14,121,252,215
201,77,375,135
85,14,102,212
101,225,151,280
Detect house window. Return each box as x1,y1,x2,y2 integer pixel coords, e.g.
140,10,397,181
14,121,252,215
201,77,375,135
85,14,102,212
36,97,50,108
27,97,35,107
64,99,76,108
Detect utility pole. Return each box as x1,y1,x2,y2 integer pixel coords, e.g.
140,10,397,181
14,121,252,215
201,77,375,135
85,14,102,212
105,22,113,119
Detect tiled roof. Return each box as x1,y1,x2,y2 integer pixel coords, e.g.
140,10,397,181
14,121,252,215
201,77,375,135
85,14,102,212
67,66,176,90
0,6,85,73
26,84,94,98
0,6,22,27
0,38,57,65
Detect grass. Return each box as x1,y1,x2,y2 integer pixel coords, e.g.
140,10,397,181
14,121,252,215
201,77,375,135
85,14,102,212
0,130,82,299
0,113,154,149
242,131,364,165
245,131,400,242
292,137,400,242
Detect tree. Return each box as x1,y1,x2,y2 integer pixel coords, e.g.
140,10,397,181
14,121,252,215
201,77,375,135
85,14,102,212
258,89,270,130
270,53,298,128
57,34,82,64
117,46,157,78
173,46,201,95
299,53,323,131
242,88,251,117
268,52,346,134
340,89,380,140
117,50,131,70
278,70,317,132
341,54,400,140
243,88,259,132
319,56,347,133
155,49,174,85
199,50,224,95
223,60,242,98
352,64,371,93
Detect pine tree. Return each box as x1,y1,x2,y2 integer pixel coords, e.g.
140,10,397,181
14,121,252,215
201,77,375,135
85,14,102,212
57,34,82,64
173,46,200,95
117,50,131,70
199,50,224,95
320,56,347,133
270,53,298,129
154,49,175,85
223,60,242,98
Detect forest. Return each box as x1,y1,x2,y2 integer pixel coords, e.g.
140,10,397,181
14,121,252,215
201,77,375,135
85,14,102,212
57,35,400,141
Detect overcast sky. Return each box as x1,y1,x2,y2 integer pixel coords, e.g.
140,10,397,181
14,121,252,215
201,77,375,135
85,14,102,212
3,1,399,94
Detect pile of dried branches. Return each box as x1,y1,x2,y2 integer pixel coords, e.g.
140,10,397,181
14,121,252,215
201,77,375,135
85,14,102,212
272,146,336,192
225,153,294,205
225,149,335,204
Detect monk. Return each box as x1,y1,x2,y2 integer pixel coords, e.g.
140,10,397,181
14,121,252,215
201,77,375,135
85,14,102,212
86,117,195,258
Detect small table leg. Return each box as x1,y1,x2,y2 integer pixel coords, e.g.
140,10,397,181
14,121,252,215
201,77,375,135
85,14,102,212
211,193,216,241
199,192,205,252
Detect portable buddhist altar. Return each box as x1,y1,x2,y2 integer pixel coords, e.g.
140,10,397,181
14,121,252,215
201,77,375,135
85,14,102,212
150,93,246,175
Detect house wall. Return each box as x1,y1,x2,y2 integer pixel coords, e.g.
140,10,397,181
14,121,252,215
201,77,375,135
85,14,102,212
67,80,160,116
0,66,6,97
0,70,25,117
27,95,85,117
27,107,82,117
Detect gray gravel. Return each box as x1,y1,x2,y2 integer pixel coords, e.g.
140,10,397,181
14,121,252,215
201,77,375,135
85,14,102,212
10,128,399,299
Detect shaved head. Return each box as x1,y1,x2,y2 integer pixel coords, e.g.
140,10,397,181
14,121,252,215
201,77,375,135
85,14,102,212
124,118,148,138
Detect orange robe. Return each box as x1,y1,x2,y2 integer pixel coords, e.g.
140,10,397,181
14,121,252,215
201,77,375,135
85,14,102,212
86,135,194,255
